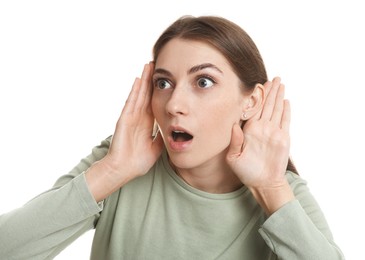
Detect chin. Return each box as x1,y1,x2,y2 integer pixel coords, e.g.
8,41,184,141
167,151,201,170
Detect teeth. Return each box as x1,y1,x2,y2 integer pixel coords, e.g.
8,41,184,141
173,130,184,133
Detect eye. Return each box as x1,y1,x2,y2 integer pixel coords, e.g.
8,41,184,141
197,76,215,89
154,78,172,90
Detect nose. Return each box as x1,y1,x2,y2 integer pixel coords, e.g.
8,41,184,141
165,86,189,116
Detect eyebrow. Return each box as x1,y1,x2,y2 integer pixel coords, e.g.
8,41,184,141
189,63,223,74
153,63,223,77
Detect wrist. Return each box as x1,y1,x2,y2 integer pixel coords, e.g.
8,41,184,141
85,158,135,202
248,181,295,215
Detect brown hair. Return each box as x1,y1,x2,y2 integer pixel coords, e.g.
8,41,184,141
152,15,298,174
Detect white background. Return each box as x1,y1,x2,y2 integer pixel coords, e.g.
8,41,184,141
1,0,363,259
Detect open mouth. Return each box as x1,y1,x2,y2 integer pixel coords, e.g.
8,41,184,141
172,130,193,142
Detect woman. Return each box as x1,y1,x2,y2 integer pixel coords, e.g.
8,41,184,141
0,15,344,259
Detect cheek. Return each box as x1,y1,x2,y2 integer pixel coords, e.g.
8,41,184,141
151,95,161,118
209,102,242,139
212,99,242,124
203,105,240,137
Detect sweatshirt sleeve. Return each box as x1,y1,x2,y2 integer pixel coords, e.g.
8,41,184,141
258,172,345,260
0,136,111,260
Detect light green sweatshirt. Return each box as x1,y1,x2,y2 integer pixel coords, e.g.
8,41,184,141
0,137,344,259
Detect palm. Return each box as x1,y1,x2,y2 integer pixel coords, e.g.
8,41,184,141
106,63,163,177
227,78,290,188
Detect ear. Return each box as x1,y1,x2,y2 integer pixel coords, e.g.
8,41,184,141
240,83,265,120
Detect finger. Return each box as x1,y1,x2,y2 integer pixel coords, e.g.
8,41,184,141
260,77,281,120
135,63,153,111
226,123,244,161
141,62,154,100
281,99,291,131
123,77,141,115
271,83,285,123
151,129,164,157
250,81,270,121
122,63,153,116
263,79,273,99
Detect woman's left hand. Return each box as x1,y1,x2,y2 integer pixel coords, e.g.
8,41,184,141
226,77,294,213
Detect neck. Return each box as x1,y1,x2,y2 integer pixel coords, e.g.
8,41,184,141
170,156,243,194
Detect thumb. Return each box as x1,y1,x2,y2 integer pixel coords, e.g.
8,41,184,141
151,130,164,158
226,123,244,162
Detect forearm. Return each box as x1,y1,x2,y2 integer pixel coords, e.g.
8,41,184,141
259,200,344,259
0,137,111,258
256,171,345,259
0,174,101,259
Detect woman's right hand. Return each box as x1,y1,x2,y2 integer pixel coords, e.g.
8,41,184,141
86,63,164,202
104,62,164,178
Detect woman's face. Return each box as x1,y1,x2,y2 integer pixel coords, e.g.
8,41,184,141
152,38,246,170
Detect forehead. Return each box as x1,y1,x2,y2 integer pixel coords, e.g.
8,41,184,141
155,38,232,72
